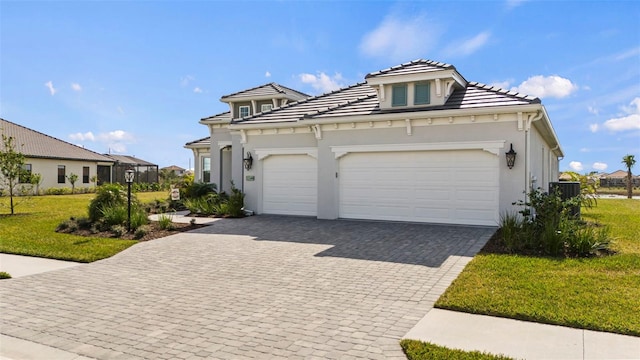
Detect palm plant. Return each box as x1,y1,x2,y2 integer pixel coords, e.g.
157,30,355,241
622,154,636,199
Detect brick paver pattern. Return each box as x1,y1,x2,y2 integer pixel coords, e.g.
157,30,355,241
0,216,494,359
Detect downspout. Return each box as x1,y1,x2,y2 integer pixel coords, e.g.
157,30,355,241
550,145,560,181
525,111,543,193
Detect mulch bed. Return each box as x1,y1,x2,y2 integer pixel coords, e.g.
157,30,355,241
59,221,208,241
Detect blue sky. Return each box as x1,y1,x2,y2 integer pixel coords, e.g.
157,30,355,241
1,1,639,174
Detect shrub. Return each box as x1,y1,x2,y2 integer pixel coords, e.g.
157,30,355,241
157,213,174,230
130,206,149,229
499,188,613,257
0,272,11,280
182,182,217,200
88,184,128,222
101,205,128,227
226,184,245,218
134,225,151,239
110,225,127,237
44,187,72,195
56,219,78,232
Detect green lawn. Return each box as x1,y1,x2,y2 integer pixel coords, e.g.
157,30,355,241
0,191,168,262
436,199,640,336
401,340,513,360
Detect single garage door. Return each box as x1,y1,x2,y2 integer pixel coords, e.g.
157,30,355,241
263,154,317,216
339,150,499,226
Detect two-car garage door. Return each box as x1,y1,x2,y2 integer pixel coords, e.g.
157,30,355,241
338,150,499,226
261,150,499,225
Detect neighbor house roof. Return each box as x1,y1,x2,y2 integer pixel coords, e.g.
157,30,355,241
161,165,185,172
604,170,629,178
220,82,310,102
231,81,541,125
105,154,156,166
0,118,114,162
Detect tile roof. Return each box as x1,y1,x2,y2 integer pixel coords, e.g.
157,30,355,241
220,82,310,101
232,81,540,124
365,59,455,79
184,136,211,148
161,165,186,171
0,118,114,162
201,111,231,122
105,154,157,166
232,83,376,124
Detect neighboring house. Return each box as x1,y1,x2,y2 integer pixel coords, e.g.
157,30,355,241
105,154,159,185
186,59,563,226
600,170,639,187
160,165,186,176
1,118,114,191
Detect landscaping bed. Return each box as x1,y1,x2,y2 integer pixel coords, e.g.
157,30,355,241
56,220,207,241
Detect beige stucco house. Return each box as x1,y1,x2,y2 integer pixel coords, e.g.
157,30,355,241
186,59,563,226
1,118,114,192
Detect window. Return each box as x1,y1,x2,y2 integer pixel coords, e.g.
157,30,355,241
239,106,250,118
261,104,273,112
83,166,90,183
392,84,407,107
202,157,211,183
58,165,66,183
19,164,32,183
414,82,430,105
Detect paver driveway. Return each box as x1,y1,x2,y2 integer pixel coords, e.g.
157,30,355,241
0,216,494,359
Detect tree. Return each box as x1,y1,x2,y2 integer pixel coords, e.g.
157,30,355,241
30,173,42,195
622,154,636,199
67,173,79,194
0,133,29,214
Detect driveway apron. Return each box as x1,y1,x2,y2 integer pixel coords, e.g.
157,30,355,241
0,216,494,359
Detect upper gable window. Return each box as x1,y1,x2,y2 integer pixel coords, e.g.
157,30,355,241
392,84,407,107
261,104,273,112
239,105,250,118
414,82,430,105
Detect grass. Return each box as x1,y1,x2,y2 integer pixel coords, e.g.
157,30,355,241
0,191,168,262
436,199,640,336
400,340,513,360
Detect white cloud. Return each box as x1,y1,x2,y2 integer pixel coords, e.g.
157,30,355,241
117,106,124,115
603,97,640,132
589,124,599,133
44,81,57,95
193,87,202,93
592,162,608,171
108,143,127,153
512,75,578,99
69,132,95,141
98,130,134,142
180,75,194,87
265,71,271,78
569,161,584,172
71,83,82,92
506,0,529,9
299,72,345,93
359,14,442,62
443,31,491,57
579,148,590,153
587,105,599,115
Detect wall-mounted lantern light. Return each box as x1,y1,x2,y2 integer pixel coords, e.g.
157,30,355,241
244,152,253,170
505,143,517,169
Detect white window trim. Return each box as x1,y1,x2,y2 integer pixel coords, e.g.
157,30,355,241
255,147,318,160
331,140,506,159
239,105,250,118
260,104,273,112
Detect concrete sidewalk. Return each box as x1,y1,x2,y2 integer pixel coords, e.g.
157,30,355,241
404,308,640,359
0,253,82,278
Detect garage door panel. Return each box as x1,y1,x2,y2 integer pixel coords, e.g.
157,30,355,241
339,150,499,226
263,155,317,216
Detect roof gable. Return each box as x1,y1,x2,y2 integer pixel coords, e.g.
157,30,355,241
1,118,113,162
220,82,309,102
365,59,455,79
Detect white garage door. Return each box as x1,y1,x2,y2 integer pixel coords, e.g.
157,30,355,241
339,150,499,226
263,154,317,216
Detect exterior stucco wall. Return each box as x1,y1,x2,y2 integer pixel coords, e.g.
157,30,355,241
22,158,107,191
240,118,535,223
528,125,561,193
